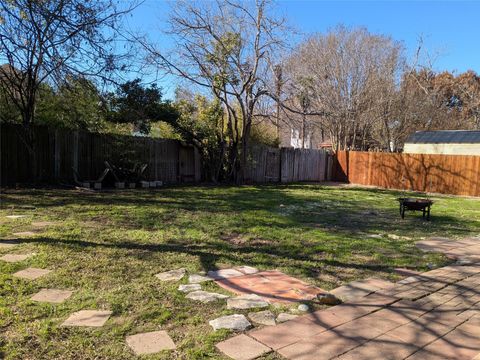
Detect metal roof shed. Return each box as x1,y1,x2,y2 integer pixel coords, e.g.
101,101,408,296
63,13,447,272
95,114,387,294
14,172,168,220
404,130,480,155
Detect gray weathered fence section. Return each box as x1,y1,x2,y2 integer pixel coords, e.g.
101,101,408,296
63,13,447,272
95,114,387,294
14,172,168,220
244,145,332,183
1,125,332,185
1,124,200,185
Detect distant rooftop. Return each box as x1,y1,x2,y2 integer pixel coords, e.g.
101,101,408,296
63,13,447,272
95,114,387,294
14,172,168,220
406,130,480,144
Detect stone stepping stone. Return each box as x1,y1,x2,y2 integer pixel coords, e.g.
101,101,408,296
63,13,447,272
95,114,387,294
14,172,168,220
155,268,186,281
216,334,271,360
248,310,276,326
186,290,229,303
6,215,27,219
13,267,52,280
13,231,36,237
0,240,21,249
178,284,201,293
227,294,269,310
126,330,176,355
235,266,258,275
31,221,56,227
61,310,112,327
276,313,298,323
0,254,33,263
30,289,73,303
188,274,213,284
207,268,244,280
209,314,252,331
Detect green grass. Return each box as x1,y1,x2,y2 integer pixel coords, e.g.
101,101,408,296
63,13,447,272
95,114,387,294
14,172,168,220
0,184,479,359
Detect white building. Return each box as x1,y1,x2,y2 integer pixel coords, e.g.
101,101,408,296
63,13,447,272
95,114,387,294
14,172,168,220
404,130,480,156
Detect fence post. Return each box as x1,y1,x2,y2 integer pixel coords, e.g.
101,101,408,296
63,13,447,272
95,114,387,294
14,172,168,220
54,129,60,181
72,130,79,175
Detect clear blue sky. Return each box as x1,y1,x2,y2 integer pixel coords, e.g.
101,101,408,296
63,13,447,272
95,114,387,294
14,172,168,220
128,0,480,99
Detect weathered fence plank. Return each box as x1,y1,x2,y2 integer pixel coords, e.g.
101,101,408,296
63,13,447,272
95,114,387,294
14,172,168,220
333,150,480,197
0,125,199,186
245,146,332,184
1,124,334,186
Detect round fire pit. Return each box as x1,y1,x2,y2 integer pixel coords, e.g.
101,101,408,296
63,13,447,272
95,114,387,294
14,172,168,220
398,198,433,220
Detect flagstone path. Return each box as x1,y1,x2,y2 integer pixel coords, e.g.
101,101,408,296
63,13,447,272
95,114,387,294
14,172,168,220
215,236,480,360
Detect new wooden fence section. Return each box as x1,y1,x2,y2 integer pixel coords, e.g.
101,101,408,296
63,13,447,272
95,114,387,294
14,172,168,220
0,124,201,185
333,150,480,196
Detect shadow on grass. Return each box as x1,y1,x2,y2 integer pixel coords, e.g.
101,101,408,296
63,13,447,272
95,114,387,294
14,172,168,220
1,185,477,238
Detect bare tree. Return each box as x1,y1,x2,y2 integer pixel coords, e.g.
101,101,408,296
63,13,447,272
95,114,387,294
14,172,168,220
138,0,287,182
0,0,138,129
283,26,405,151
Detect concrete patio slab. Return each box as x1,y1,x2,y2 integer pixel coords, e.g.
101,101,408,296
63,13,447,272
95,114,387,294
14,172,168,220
30,289,73,304
215,334,271,360
126,330,176,355
0,253,32,263
13,267,51,280
216,270,325,303
62,310,112,327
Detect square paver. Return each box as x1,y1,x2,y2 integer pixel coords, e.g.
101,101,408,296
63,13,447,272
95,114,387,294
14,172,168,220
12,231,36,237
249,316,327,350
416,328,480,360
215,270,325,303
13,267,52,280
0,254,33,263
30,289,73,304
62,310,112,327
277,330,362,360
31,221,56,227
330,278,394,301
126,330,176,355
337,334,420,360
216,334,271,360
386,320,451,348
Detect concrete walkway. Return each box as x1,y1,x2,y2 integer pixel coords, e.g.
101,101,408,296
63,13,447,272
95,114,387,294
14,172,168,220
216,236,480,360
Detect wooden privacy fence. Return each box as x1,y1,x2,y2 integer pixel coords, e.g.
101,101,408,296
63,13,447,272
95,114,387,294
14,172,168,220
245,145,333,183
1,125,333,186
0,125,201,185
333,150,480,196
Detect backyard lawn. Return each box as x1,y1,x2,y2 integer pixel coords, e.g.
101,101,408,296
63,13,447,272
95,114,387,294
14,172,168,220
1,184,479,359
